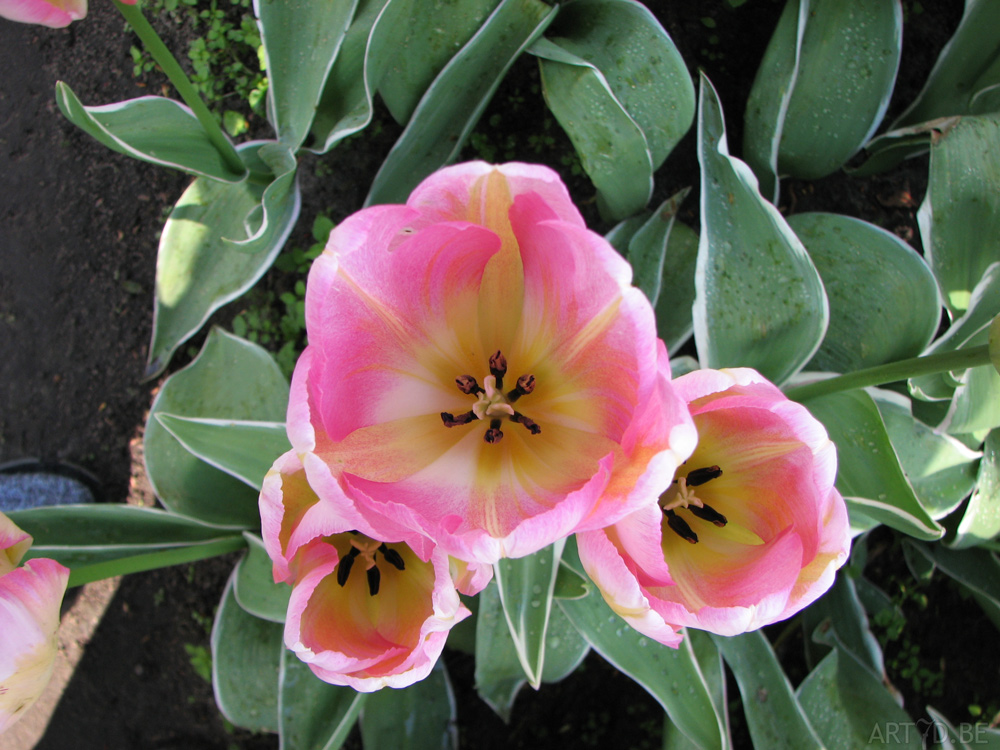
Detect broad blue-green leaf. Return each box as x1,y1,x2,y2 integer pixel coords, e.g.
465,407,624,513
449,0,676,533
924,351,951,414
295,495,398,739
494,539,564,688
279,647,365,750
535,35,649,220
147,141,300,376
253,0,359,150
145,329,288,528
712,632,824,750
561,596,725,750
800,389,943,540
846,117,960,177
918,113,1000,317
474,580,528,720
626,188,690,308
534,0,693,220
377,0,501,125
655,220,699,356
796,649,919,750
808,574,884,678
155,415,290,492
745,0,901,192
366,0,556,206
55,84,246,182
553,560,588,600
234,532,291,624
902,541,1000,630
307,0,412,153
872,390,980,518
537,604,590,683
787,212,941,373
212,572,283,733
361,660,456,750
695,74,828,385
910,263,1000,402
952,429,1000,549
893,0,1000,129
662,631,730,750
225,143,299,253
10,504,240,568
940,327,1000,435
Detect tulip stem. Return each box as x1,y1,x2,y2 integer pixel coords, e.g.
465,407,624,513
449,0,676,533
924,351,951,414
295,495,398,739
113,0,246,177
783,345,993,402
65,535,247,588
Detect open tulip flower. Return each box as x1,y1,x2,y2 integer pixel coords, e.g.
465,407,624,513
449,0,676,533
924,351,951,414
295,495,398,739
260,450,486,691
289,161,696,564
1,512,69,734
578,368,851,644
0,0,134,28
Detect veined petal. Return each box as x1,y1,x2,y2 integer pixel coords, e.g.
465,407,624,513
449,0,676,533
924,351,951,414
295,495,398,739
0,0,86,27
0,558,68,733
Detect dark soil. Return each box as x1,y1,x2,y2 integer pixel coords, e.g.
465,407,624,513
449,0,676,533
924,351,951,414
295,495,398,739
2,1,993,749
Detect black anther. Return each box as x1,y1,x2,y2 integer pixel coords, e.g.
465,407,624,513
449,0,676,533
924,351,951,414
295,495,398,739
455,375,483,395
508,374,535,402
664,509,699,544
337,547,361,586
379,544,406,571
484,418,504,444
511,411,541,434
441,410,477,427
688,503,728,528
366,565,381,596
489,350,507,390
686,465,723,487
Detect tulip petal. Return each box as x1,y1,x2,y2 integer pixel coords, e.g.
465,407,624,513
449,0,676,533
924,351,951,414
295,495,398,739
1,513,32,574
0,0,86,27
0,558,68,733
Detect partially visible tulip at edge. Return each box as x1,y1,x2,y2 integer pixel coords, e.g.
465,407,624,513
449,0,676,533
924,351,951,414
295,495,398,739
1,512,69,735
285,161,697,565
0,0,134,28
577,368,851,646
260,450,491,692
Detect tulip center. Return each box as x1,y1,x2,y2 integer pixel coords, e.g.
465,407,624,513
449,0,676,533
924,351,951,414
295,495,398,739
660,465,728,544
336,533,406,596
439,350,541,444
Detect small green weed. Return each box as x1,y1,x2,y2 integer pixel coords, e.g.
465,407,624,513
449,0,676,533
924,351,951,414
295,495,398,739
132,0,267,136
184,643,213,684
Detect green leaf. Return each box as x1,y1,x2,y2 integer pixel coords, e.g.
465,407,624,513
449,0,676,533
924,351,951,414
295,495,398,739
872,390,980,519
952,428,1000,549
808,574,884,678
377,0,501,125
744,0,901,190
695,73,828,385
626,188,691,308
537,604,590,683
654,219,699,357
796,649,919,750
279,648,365,750
146,141,300,376
800,389,944,540
212,572,283,733
845,118,958,177
925,706,1000,750
553,560,588,599
786,212,941,373
145,329,289,528
534,0,693,220
939,327,1000,435
308,0,412,153
661,631,729,750
892,0,1000,128
474,580,529,721
918,113,1000,317
360,660,457,750
55,84,246,182
254,0,359,150
155,415,290,492
365,0,557,206
909,262,1000,402
712,631,824,750
11,504,240,568
560,596,726,750
494,539,564,688
233,532,291,624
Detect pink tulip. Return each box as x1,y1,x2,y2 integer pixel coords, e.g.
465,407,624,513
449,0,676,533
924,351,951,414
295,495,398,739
0,0,134,28
290,161,696,564
1,513,69,735
578,368,850,643
260,450,485,691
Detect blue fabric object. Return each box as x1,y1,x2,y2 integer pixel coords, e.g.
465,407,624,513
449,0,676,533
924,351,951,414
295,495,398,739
0,469,96,512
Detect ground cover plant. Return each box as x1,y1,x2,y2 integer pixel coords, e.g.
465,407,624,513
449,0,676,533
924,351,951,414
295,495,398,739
2,0,1000,748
